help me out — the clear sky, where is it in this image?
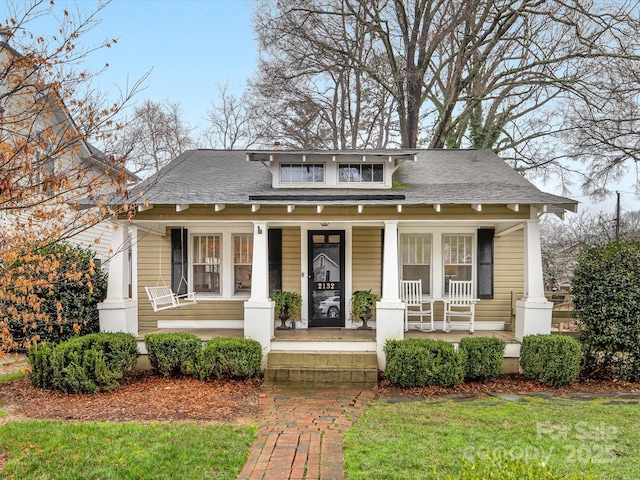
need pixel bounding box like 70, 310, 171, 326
25, 0, 257, 132
11, 0, 640, 215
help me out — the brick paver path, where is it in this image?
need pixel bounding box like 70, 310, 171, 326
238, 385, 375, 480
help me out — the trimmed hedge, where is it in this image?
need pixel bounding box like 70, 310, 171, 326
459, 337, 505, 382
187, 337, 262, 381
384, 338, 465, 388
520, 334, 581, 387
145, 332, 201, 377
27, 332, 137, 393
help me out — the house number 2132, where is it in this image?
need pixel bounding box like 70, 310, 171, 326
316, 282, 336, 290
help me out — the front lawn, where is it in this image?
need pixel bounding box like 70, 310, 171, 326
0, 420, 257, 479
344, 397, 640, 479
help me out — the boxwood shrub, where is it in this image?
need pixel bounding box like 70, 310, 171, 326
145, 332, 201, 377
27, 332, 137, 393
384, 338, 465, 388
520, 334, 581, 387
187, 337, 262, 381
459, 337, 506, 382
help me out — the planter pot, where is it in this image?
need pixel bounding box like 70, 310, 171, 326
357, 308, 373, 330
276, 309, 291, 330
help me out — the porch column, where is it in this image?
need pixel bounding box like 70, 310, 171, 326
515, 219, 553, 340
376, 221, 405, 369
98, 222, 138, 335
244, 221, 274, 363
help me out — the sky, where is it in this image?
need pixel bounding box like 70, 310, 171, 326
24, 0, 257, 131
10, 0, 640, 216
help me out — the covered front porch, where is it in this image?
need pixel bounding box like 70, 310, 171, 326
100, 213, 553, 371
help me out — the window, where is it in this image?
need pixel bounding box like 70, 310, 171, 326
193, 235, 221, 294
280, 163, 324, 183
234, 234, 253, 294
443, 234, 473, 294
338, 163, 383, 183
401, 234, 432, 295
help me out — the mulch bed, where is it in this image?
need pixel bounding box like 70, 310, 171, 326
1, 370, 639, 424
377, 373, 640, 399
0, 370, 261, 424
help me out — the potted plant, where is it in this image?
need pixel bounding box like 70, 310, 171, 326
350, 290, 381, 329
270, 289, 302, 329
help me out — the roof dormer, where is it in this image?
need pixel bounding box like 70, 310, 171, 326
246, 149, 418, 189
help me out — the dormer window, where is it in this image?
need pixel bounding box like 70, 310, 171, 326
338, 163, 383, 183
246, 150, 417, 189
280, 163, 324, 183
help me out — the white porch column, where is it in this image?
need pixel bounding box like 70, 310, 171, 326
515, 219, 553, 340
244, 221, 274, 364
98, 222, 138, 335
376, 220, 405, 369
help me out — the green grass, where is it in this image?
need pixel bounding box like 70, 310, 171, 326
0, 420, 257, 479
0, 371, 26, 383
344, 398, 640, 479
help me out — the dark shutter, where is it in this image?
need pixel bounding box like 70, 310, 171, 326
268, 229, 282, 293
171, 228, 188, 295
477, 228, 494, 299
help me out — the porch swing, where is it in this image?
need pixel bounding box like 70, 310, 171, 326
145, 227, 197, 312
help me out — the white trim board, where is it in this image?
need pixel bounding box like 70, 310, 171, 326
270, 341, 377, 352
157, 320, 244, 329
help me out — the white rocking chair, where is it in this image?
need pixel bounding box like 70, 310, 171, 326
443, 280, 478, 333
400, 280, 435, 332
145, 285, 197, 312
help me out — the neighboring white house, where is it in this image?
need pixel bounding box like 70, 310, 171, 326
0, 31, 138, 263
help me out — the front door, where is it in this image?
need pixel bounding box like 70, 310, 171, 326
308, 231, 345, 327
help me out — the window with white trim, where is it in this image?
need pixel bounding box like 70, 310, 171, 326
233, 234, 253, 294
443, 234, 473, 294
338, 163, 383, 183
401, 234, 432, 295
280, 163, 324, 183
193, 235, 221, 294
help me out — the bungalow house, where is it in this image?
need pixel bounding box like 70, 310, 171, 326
99, 149, 577, 376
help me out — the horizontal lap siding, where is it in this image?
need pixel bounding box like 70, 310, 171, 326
281, 227, 301, 293
67, 221, 112, 259
352, 227, 382, 322
137, 232, 243, 331
476, 229, 524, 325
352, 227, 382, 295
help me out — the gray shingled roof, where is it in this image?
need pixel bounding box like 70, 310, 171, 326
127, 149, 576, 209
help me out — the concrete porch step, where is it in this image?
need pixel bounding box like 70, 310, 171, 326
264, 350, 378, 387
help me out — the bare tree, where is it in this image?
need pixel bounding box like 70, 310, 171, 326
202, 83, 259, 149
540, 209, 640, 289
251, 0, 398, 149
0, 0, 142, 352
109, 99, 194, 177
252, 0, 640, 179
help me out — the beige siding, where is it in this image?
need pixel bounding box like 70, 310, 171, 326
352, 227, 382, 295
137, 232, 243, 332
281, 227, 301, 293
475, 229, 524, 325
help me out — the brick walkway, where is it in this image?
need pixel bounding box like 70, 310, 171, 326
238, 385, 376, 480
